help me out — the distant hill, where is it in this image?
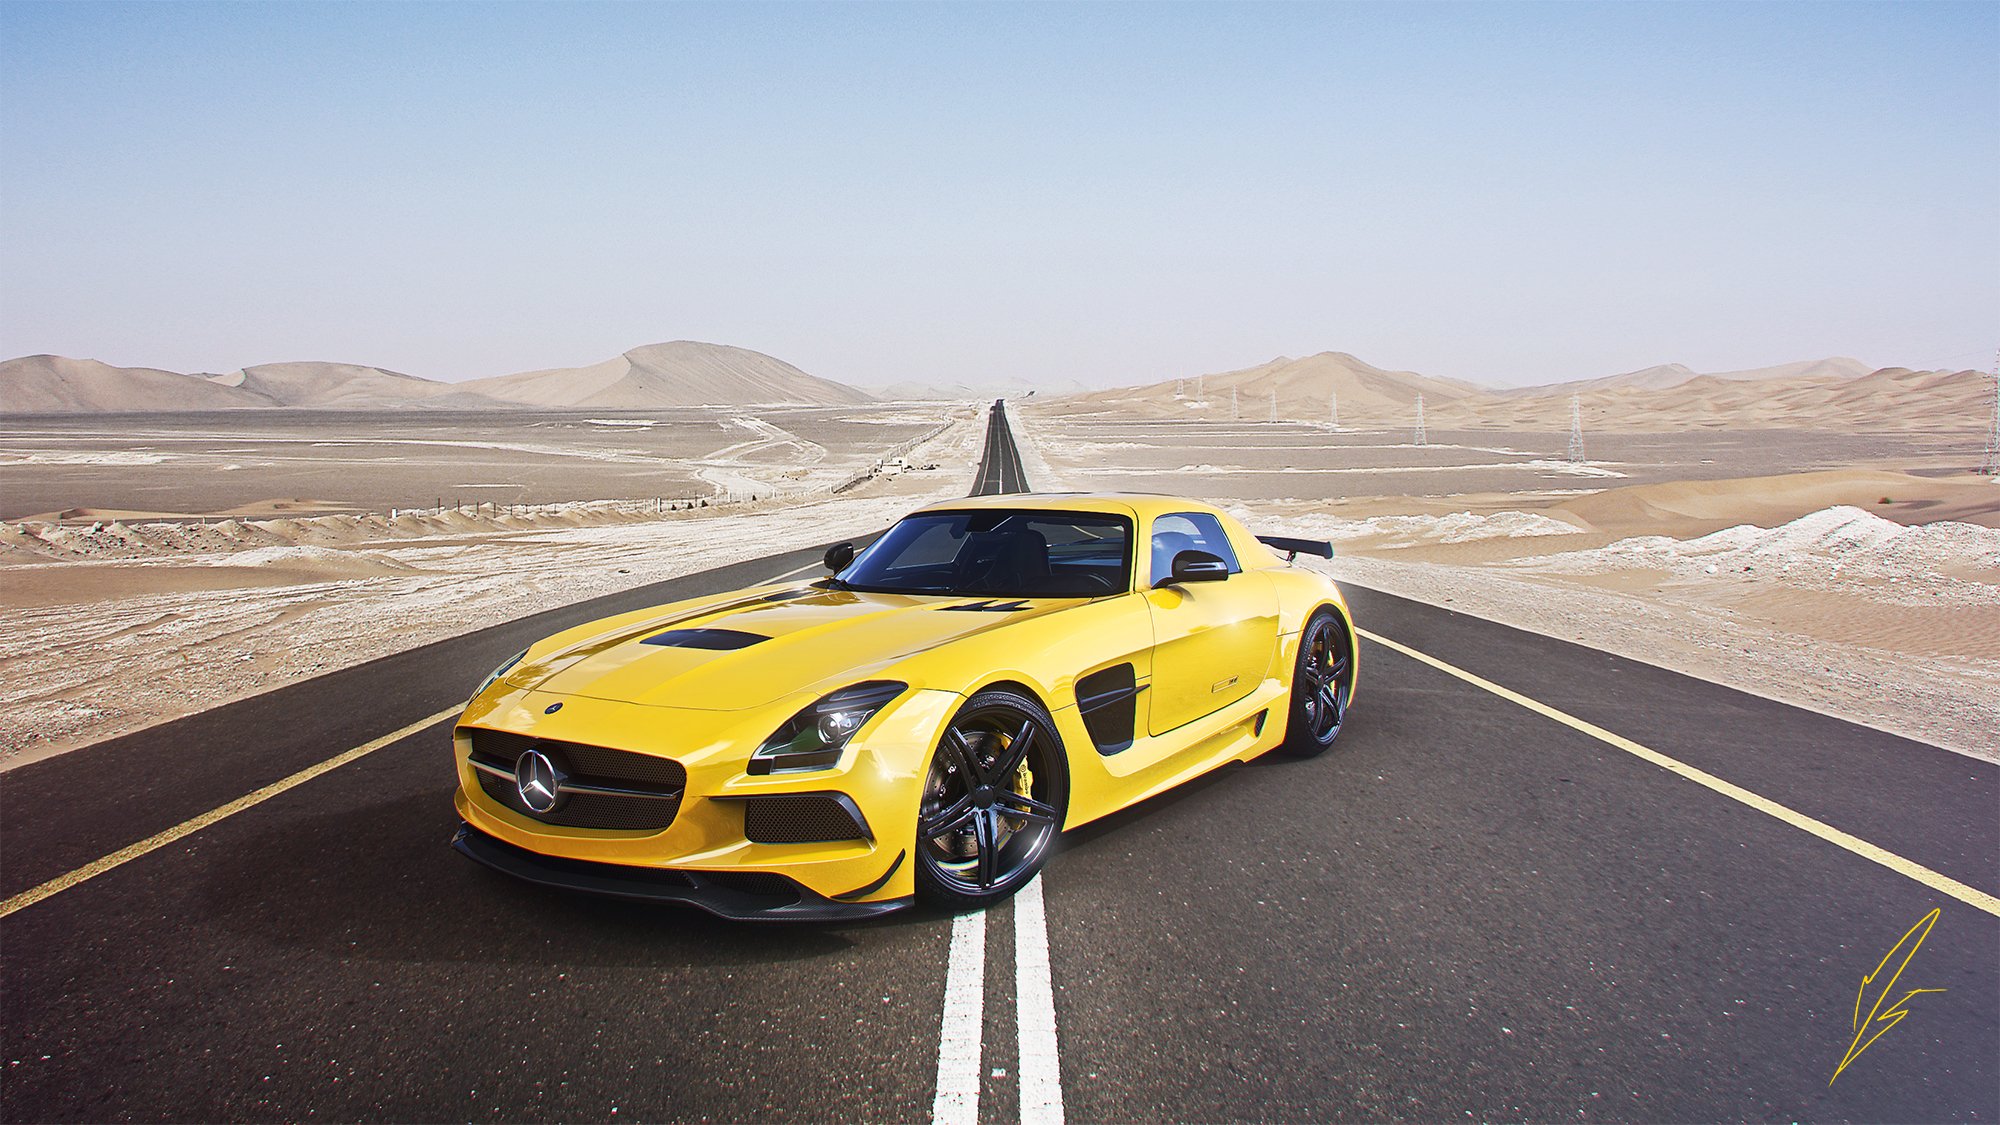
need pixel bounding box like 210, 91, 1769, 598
0, 355, 271, 413
1498, 356, 1874, 397
0, 341, 869, 413
867, 374, 1093, 401
211, 362, 515, 409
458, 341, 870, 408
1061, 351, 1484, 421
1038, 351, 1986, 433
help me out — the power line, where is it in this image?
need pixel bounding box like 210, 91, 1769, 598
1982, 349, 1999, 478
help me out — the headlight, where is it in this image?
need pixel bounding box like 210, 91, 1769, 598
749, 681, 907, 775
474, 649, 528, 698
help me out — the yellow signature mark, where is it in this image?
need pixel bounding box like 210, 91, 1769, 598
1830, 907, 1947, 1085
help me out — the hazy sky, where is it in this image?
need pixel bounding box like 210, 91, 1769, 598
2, 2, 1994, 389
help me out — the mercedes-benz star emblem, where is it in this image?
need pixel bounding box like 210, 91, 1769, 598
514, 748, 566, 814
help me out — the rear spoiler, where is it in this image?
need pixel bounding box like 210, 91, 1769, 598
1256, 534, 1333, 561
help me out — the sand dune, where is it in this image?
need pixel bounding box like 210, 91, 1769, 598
1048, 349, 1992, 433
1063, 351, 1483, 421
459, 341, 870, 408
1, 355, 270, 413
216, 362, 515, 409
1, 340, 871, 413
1497, 356, 1873, 396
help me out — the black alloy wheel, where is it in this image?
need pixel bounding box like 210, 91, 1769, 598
915, 688, 1069, 909
1281, 608, 1354, 756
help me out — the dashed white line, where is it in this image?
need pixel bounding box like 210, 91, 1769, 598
932, 908, 989, 1125
1015, 877, 1065, 1125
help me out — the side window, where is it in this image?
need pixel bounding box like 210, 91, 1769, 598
1150, 512, 1241, 585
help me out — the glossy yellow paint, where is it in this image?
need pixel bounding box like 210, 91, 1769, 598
452, 493, 1357, 907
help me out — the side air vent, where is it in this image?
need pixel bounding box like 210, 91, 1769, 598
642, 628, 768, 650
1076, 663, 1145, 756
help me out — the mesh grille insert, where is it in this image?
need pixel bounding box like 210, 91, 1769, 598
466, 728, 686, 832
743, 794, 870, 844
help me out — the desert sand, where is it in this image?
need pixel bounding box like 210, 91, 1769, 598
5, 341, 1995, 771
0, 407, 983, 770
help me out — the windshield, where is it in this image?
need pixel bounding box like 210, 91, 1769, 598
837, 510, 1132, 598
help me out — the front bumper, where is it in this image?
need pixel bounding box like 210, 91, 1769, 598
453, 822, 911, 922
451, 683, 959, 914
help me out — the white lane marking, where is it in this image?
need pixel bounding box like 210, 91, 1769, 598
1015, 876, 1065, 1125
932, 908, 988, 1125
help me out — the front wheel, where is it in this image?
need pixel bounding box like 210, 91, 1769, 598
915, 689, 1069, 910
1280, 608, 1354, 757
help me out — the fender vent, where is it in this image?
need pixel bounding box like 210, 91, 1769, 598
1076, 663, 1144, 756
642, 628, 768, 650
939, 600, 1032, 612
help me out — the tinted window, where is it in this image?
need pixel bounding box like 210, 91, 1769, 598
1150, 511, 1240, 585
841, 510, 1132, 598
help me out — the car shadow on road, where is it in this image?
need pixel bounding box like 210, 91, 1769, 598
196, 787, 951, 967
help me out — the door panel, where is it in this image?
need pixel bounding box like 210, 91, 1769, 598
1144, 572, 1278, 736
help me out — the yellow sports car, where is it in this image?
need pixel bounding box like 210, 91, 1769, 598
451, 493, 1357, 919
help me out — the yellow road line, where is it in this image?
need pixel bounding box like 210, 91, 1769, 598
758, 559, 824, 585
1357, 628, 2000, 919
0, 705, 462, 921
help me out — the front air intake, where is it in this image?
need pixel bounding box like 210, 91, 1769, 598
742, 793, 872, 844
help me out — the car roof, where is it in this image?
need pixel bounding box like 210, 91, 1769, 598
911, 492, 1227, 522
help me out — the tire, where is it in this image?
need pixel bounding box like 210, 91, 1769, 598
914, 688, 1070, 910
1280, 608, 1354, 757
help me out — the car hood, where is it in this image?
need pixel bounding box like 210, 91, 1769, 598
505, 586, 1080, 711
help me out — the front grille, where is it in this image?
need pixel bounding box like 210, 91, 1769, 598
743, 794, 870, 844
467, 728, 686, 832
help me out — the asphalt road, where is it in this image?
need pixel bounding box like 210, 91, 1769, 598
972, 401, 1029, 495
3, 402, 1995, 1122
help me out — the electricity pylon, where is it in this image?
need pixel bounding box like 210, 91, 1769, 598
1567, 393, 1585, 463
1197, 373, 1205, 403
1269, 389, 1278, 423
1329, 390, 1339, 430
1413, 394, 1427, 447
1982, 350, 2000, 478
1230, 386, 1238, 420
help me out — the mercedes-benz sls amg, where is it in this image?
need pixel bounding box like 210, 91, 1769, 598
451, 493, 1358, 920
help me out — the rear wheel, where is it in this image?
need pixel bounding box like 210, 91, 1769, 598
1281, 608, 1353, 757
915, 689, 1068, 910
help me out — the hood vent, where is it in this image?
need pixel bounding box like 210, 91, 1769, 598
641, 628, 769, 650
939, 599, 1031, 613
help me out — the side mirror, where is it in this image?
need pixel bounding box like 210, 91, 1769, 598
823, 542, 855, 573
1160, 549, 1229, 586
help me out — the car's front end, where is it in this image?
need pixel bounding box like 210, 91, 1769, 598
452, 676, 953, 919
447, 578, 1084, 920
